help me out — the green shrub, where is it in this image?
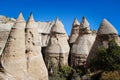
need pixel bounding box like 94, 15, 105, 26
49, 65, 82, 80
76, 68, 83, 76
100, 71, 120, 80
70, 70, 81, 80
59, 65, 73, 78
91, 39, 120, 71
49, 65, 73, 80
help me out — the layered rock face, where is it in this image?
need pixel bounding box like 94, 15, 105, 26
45, 18, 70, 68
70, 17, 96, 67
86, 19, 119, 66
0, 13, 27, 79
25, 13, 48, 80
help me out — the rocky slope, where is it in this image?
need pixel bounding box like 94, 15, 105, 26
0, 15, 15, 54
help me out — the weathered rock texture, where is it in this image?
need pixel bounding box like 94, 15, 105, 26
0, 16, 15, 54
71, 17, 96, 67
25, 13, 48, 80
0, 13, 27, 79
45, 18, 70, 68
38, 21, 55, 47
0, 16, 54, 55
69, 18, 80, 44
86, 19, 119, 66
68, 18, 80, 65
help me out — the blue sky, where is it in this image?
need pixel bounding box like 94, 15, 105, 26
0, 0, 120, 35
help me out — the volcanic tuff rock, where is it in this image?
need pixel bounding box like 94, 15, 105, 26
0, 16, 54, 55
70, 17, 96, 67
86, 19, 119, 66
38, 21, 55, 47
25, 13, 48, 80
0, 13, 27, 79
45, 18, 70, 68
0, 13, 49, 80
0, 16, 15, 54
69, 18, 80, 44
1, 13, 120, 80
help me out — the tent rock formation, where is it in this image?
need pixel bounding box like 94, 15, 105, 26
70, 17, 96, 67
86, 19, 119, 66
0, 13, 48, 80
45, 18, 70, 68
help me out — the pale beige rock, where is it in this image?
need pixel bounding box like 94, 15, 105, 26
38, 21, 55, 47
45, 18, 70, 68
86, 19, 119, 66
97, 19, 118, 35
25, 13, 48, 80
0, 17, 15, 55
79, 17, 91, 34
70, 17, 96, 67
69, 18, 80, 44
71, 34, 96, 66
0, 13, 27, 79
0, 31, 10, 54
72, 18, 80, 26
51, 18, 66, 33
80, 16, 90, 30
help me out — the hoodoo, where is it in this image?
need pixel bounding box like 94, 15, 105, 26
87, 19, 119, 66
71, 17, 96, 67
25, 13, 48, 80
69, 18, 80, 45
45, 18, 70, 68
0, 13, 27, 79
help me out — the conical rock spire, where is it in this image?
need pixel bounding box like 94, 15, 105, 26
0, 12, 27, 79
51, 18, 66, 33
16, 12, 25, 23
80, 16, 90, 29
26, 13, 37, 28
97, 19, 118, 35
14, 12, 26, 29
45, 18, 70, 68
25, 13, 48, 80
86, 19, 118, 66
69, 18, 80, 44
72, 18, 80, 26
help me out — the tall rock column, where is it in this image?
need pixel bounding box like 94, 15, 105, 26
0, 13, 27, 79
45, 18, 70, 68
25, 13, 48, 80
69, 18, 80, 45
86, 19, 119, 66
71, 17, 96, 67
69, 18, 80, 65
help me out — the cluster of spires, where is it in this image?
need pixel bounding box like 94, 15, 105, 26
0, 12, 48, 80
0, 12, 119, 80
69, 16, 118, 67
